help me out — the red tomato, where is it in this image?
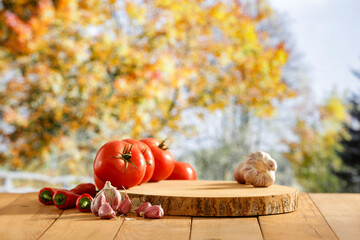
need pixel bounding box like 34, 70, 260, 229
123, 139, 155, 184
94, 173, 105, 190
167, 162, 197, 180
140, 138, 175, 182
93, 140, 146, 189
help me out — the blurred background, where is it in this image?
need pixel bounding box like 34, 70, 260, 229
0, 0, 359, 193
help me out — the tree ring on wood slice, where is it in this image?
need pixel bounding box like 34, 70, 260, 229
119, 180, 298, 217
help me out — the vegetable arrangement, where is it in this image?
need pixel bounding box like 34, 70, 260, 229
38, 142, 280, 220
38, 181, 163, 219
38, 137, 196, 220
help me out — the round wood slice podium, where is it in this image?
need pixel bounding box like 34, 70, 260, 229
119, 180, 298, 217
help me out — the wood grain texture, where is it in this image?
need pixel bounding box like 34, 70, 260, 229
115, 214, 191, 240
39, 208, 123, 240
191, 217, 263, 240
0, 193, 20, 210
259, 193, 337, 240
0, 192, 63, 240
119, 180, 298, 216
310, 193, 360, 240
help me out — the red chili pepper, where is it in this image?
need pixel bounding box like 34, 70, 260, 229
38, 187, 59, 205
70, 183, 97, 197
39, 183, 96, 206
53, 190, 80, 209
76, 193, 93, 212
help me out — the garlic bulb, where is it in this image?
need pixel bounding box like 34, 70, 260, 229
234, 151, 277, 187
91, 181, 122, 217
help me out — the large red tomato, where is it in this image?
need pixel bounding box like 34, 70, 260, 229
123, 139, 155, 184
93, 140, 146, 189
167, 162, 197, 180
140, 138, 175, 182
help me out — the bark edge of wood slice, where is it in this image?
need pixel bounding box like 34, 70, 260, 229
119, 180, 298, 217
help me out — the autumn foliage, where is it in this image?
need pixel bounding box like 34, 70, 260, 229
0, 0, 294, 175
283, 95, 348, 192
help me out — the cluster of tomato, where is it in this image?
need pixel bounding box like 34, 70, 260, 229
93, 138, 197, 189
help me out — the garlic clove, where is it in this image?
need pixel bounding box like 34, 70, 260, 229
144, 205, 164, 219
111, 190, 122, 211
119, 192, 132, 215
136, 202, 152, 216
244, 170, 275, 187
233, 163, 246, 184
98, 202, 117, 219
251, 171, 276, 187
91, 192, 106, 216
90, 196, 96, 215
267, 157, 277, 172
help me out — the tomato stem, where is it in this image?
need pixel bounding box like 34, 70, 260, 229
158, 138, 172, 151
80, 198, 90, 208
54, 193, 67, 206
112, 143, 140, 174
39, 190, 53, 204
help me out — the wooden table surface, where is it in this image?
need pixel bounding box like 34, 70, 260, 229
0, 192, 359, 240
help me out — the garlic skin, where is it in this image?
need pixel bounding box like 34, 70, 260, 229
144, 205, 164, 219
235, 151, 277, 187
136, 202, 152, 216
119, 192, 132, 215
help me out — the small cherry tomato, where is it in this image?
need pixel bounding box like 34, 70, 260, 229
167, 162, 197, 180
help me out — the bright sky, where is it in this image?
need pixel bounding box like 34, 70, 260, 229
269, 0, 360, 101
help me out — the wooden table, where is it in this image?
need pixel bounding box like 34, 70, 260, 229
0, 192, 359, 240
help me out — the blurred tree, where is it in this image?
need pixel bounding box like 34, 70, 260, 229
283, 93, 347, 192
186, 103, 251, 180
0, 0, 295, 175
186, 2, 300, 182
336, 69, 360, 192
